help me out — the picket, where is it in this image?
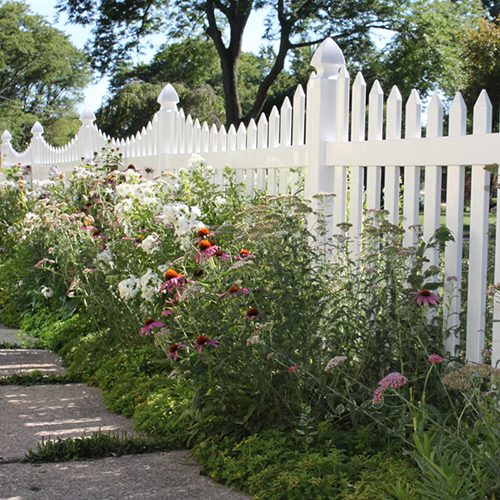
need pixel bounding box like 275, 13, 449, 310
3, 37, 500, 366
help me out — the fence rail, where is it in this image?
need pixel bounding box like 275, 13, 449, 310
2, 38, 500, 367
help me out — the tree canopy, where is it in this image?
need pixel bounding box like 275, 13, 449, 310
57, 0, 407, 126
0, 1, 92, 149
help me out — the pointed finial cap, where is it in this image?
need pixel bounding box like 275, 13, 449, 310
80, 107, 96, 124
2, 130, 12, 142
311, 38, 346, 78
31, 121, 44, 135
158, 83, 179, 110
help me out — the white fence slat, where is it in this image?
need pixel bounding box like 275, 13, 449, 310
210, 124, 218, 152
423, 92, 444, 270
218, 125, 227, 152
269, 106, 280, 148
247, 119, 257, 150
193, 119, 201, 152
258, 114, 269, 149
403, 89, 422, 248
366, 80, 383, 211
384, 86, 403, 225
293, 84, 306, 146
185, 115, 193, 154
201, 122, 210, 153
280, 97, 293, 146
349, 71, 366, 256
466, 90, 493, 363
237, 123, 247, 151
177, 109, 185, 154
336, 66, 350, 143
444, 92, 467, 356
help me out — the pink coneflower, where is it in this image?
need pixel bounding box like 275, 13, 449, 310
235, 249, 255, 260
162, 307, 176, 317
140, 318, 165, 336
194, 335, 220, 354
428, 354, 444, 364
245, 307, 260, 321
167, 343, 186, 361
214, 250, 230, 262
219, 286, 251, 298
372, 372, 408, 405
410, 289, 440, 307
287, 365, 299, 373
195, 240, 219, 263
197, 227, 212, 239
160, 269, 185, 294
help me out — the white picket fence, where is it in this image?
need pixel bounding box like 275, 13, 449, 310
2, 38, 500, 366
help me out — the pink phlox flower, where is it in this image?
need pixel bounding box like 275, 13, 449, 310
324, 356, 348, 371
140, 318, 165, 336
219, 286, 251, 298
428, 354, 444, 364
167, 343, 186, 361
194, 335, 220, 354
372, 372, 408, 405
287, 365, 299, 373
410, 289, 440, 307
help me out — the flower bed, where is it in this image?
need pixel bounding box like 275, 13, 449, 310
1, 152, 500, 498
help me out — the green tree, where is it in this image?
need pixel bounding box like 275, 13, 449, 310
0, 1, 91, 148
459, 15, 500, 127
57, 0, 403, 126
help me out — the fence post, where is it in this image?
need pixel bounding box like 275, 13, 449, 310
79, 107, 96, 163
1, 130, 12, 170
157, 83, 179, 175
305, 38, 345, 241
30, 121, 44, 180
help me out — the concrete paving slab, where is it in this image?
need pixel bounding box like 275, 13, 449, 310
0, 324, 37, 347
0, 384, 134, 462
0, 350, 66, 378
0, 451, 252, 500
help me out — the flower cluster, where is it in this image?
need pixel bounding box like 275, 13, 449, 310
372, 372, 408, 405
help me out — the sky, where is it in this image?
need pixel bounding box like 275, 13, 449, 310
25, 0, 269, 112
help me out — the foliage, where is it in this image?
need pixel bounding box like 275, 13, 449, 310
459, 15, 500, 128
24, 430, 174, 463
0, 0, 91, 149
2, 151, 500, 497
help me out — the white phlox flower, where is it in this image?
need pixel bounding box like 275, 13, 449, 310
118, 276, 140, 301
140, 269, 163, 303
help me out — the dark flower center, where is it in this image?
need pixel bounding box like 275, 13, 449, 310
229, 286, 239, 293
196, 335, 208, 345
421, 289, 431, 296
169, 344, 179, 353
239, 249, 250, 257
165, 269, 181, 280
199, 240, 212, 250
247, 307, 259, 317
197, 228, 210, 238
144, 318, 155, 326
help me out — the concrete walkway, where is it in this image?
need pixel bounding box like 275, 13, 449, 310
0, 324, 251, 500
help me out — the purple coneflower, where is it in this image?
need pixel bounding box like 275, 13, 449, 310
410, 289, 440, 307
194, 335, 219, 354
235, 249, 254, 260
140, 318, 165, 336
160, 269, 185, 294
195, 240, 219, 263
214, 250, 230, 262
245, 307, 260, 321
219, 286, 251, 298
287, 365, 299, 373
167, 343, 186, 361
